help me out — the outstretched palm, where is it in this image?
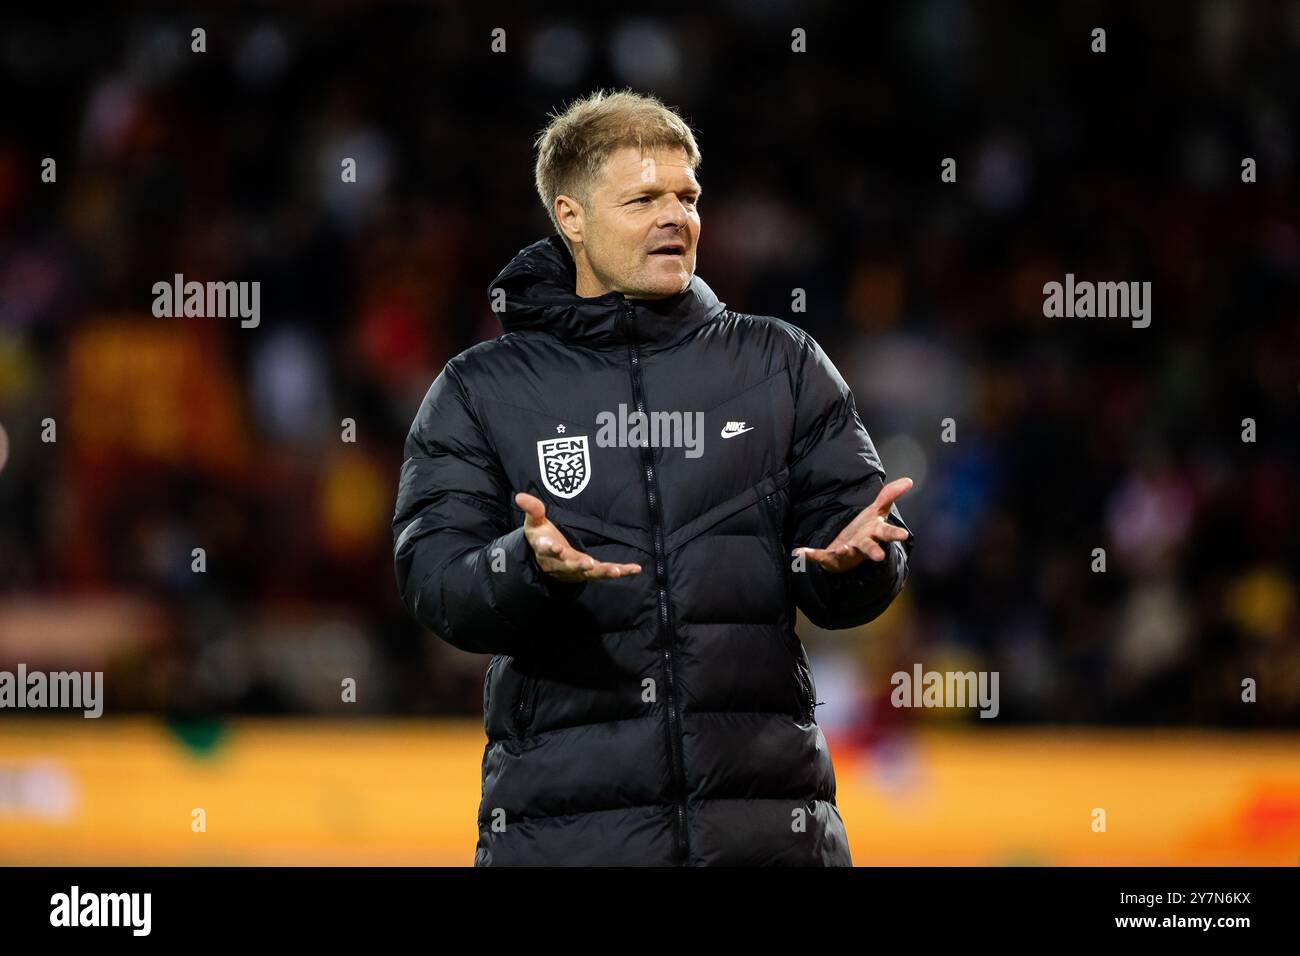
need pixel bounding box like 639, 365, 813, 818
796, 477, 913, 573
515, 492, 643, 583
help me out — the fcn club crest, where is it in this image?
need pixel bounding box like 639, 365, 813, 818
537, 435, 591, 499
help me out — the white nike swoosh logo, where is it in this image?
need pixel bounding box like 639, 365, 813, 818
721, 426, 754, 438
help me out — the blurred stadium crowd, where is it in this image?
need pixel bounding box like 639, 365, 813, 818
0, 3, 1295, 729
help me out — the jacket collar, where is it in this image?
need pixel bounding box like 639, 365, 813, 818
489, 234, 727, 350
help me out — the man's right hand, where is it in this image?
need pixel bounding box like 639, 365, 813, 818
515, 492, 642, 583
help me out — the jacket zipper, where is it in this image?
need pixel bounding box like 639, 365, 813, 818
623, 298, 690, 866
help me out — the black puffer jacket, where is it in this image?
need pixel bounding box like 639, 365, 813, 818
393, 234, 914, 866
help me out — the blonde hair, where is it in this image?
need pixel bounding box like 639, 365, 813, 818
533, 88, 702, 247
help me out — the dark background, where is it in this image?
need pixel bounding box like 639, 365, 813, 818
0, 1, 1296, 731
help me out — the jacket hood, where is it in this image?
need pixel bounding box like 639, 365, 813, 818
488, 234, 727, 350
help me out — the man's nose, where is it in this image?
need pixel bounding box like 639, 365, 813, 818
659, 196, 690, 225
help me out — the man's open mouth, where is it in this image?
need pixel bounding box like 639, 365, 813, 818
649, 243, 686, 256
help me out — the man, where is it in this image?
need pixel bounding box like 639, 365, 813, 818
393, 89, 915, 866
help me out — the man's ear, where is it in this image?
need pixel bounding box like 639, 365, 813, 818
555, 194, 585, 246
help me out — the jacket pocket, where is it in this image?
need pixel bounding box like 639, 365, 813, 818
762, 486, 800, 613
761, 490, 788, 573
783, 631, 816, 724
761, 487, 816, 721
483, 655, 499, 734
512, 671, 538, 738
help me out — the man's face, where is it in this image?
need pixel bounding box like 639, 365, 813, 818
560, 146, 702, 299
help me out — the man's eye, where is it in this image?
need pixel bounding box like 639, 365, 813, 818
633, 196, 651, 204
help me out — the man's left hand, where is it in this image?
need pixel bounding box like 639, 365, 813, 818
795, 477, 913, 573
